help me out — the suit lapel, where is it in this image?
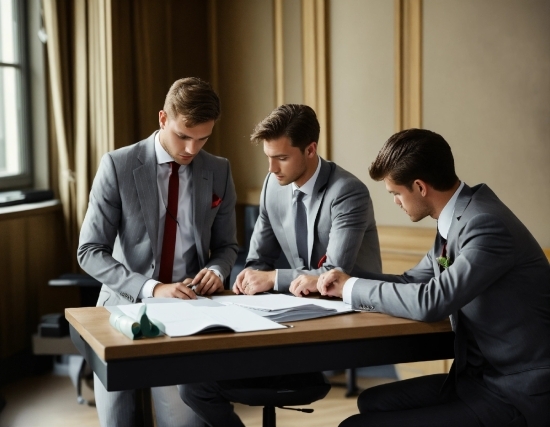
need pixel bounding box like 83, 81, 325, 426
134, 134, 160, 260
308, 159, 332, 263
310, 159, 331, 213
446, 183, 473, 262
191, 151, 211, 266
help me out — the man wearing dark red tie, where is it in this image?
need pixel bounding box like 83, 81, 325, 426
78, 77, 238, 427
318, 129, 550, 427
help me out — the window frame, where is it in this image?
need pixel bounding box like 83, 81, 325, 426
0, 0, 32, 190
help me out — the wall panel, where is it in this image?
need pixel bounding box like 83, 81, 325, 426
423, 0, 550, 246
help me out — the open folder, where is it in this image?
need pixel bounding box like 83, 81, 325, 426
106, 300, 286, 338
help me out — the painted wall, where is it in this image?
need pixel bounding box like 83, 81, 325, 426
423, 0, 550, 246
329, 0, 397, 225
329, 0, 550, 246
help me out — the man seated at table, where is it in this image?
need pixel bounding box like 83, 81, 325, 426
318, 128, 550, 427
234, 103, 381, 297
178, 104, 382, 427
78, 77, 238, 427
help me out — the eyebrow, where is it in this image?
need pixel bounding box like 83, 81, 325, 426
177, 132, 211, 140
264, 153, 289, 158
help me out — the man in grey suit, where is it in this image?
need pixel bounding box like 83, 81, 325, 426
78, 77, 238, 427
179, 104, 381, 427
318, 128, 550, 427
233, 103, 381, 297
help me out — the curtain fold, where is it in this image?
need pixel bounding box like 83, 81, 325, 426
43, 0, 114, 270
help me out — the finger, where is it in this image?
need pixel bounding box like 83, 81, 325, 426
290, 279, 303, 297
197, 274, 216, 295
296, 281, 311, 297
191, 268, 208, 285
193, 272, 209, 294
289, 279, 298, 295
232, 282, 241, 294
233, 270, 248, 294
181, 278, 193, 286
235, 268, 248, 285
204, 277, 223, 295
177, 285, 197, 300
317, 274, 328, 295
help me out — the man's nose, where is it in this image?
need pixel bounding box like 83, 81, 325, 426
268, 159, 277, 173
186, 139, 201, 154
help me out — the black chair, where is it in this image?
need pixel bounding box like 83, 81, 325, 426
229, 372, 331, 427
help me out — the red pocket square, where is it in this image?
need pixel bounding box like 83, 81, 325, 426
318, 254, 327, 268
211, 194, 222, 208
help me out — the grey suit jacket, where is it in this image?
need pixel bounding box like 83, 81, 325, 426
78, 132, 238, 307
351, 183, 550, 427
246, 158, 382, 292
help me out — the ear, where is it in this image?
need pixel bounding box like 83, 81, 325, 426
306, 141, 318, 158
414, 179, 429, 197
159, 110, 167, 129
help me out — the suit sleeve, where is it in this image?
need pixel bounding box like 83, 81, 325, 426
245, 174, 284, 271
276, 179, 375, 292
77, 154, 150, 301
351, 213, 515, 321
205, 159, 239, 281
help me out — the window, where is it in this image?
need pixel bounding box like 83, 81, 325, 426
0, 0, 31, 189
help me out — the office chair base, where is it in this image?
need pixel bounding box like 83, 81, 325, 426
263, 406, 276, 427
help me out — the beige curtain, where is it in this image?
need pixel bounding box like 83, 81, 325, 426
302, 0, 329, 159
43, 0, 114, 270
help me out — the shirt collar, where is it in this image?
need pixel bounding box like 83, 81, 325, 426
292, 156, 322, 197
438, 181, 464, 239
155, 131, 176, 164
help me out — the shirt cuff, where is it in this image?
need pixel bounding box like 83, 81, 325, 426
273, 269, 279, 291
342, 277, 359, 304
139, 279, 160, 299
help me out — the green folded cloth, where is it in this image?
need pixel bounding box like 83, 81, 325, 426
109, 305, 165, 340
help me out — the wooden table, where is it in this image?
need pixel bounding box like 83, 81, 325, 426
66, 306, 454, 392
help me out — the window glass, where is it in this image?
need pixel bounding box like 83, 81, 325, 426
0, 0, 30, 188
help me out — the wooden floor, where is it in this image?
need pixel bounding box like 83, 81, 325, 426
0, 371, 395, 427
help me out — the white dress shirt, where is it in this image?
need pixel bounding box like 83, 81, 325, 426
139, 132, 222, 298
273, 156, 322, 291
342, 181, 465, 304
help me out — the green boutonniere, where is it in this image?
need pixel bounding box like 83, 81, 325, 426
437, 256, 452, 269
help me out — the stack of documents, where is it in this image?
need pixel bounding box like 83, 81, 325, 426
211, 293, 353, 322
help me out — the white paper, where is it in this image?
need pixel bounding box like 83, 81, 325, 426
210, 293, 353, 322
107, 302, 286, 337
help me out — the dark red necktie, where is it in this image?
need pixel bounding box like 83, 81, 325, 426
159, 161, 180, 283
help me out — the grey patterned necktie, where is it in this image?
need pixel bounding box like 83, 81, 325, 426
295, 190, 308, 268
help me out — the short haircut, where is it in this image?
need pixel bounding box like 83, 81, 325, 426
369, 128, 459, 191
250, 104, 320, 151
163, 77, 221, 126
